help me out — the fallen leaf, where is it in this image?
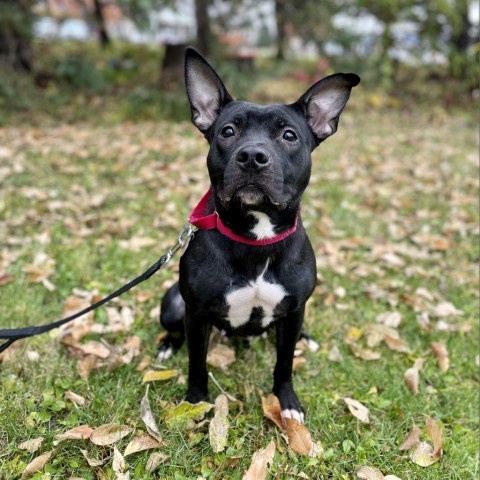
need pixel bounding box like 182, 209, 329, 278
142, 369, 178, 383
163, 401, 213, 429
285, 418, 321, 457
350, 344, 382, 361
65, 390, 86, 406
145, 452, 169, 473
242, 440, 275, 480
430, 341, 449, 372
18, 437, 43, 453
55, 425, 93, 441
293, 356, 307, 370
384, 334, 411, 353
356, 466, 385, 479
404, 359, 424, 395
124, 434, 161, 456
426, 416, 443, 461
136, 355, 152, 371
343, 397, 370, 424
77, 340, 111, 359
431, 302, 463, 318
410, 441, 437, 467
22, 451, 53, 478
344, 326, 363, 345
399, 426, 421, 451
90, 423, 132, 446
376, 311, 402, 328
76, 354, 101, 381
207, 343, 236, 369
112, 446, 129, 479
80, 449, 106, 467
209, 394, 229, 453
327, 345, 343, 362
261, 394, 286, 430
140, 390, 163, 443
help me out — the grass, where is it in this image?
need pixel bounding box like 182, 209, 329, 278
0, 56, 478, 479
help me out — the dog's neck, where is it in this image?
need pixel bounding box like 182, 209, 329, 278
189, 189, 299, 245
215, 198, 299, 242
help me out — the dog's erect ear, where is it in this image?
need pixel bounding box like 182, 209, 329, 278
185, 47, 233, 133
295, 73, 360, 144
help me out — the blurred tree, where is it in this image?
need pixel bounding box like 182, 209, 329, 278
416, 0, 478, 81
0, 0, 34, 72
92, 0, 111, 47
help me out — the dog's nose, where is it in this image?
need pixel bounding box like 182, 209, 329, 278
236, 146, 270, 170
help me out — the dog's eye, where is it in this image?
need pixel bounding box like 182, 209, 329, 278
283, 130, 297, 142
221, 126, 235, 138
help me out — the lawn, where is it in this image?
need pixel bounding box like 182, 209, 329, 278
0, 71, 478, 479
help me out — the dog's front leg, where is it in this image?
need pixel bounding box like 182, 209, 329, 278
273, 306, 305, 423
184, 306, 212, 403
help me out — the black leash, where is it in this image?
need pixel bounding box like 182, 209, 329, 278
0, 225, 196, 354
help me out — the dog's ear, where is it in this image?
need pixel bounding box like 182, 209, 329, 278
185, 47, 233, 133
295, 73, 360, 144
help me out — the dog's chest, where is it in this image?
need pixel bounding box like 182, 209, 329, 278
224, 263, 287, 329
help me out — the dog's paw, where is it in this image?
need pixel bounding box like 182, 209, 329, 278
274, 384, 305, 424
282, 408, 305, 424
156, 334, 183, 362
185, 388, 208, 404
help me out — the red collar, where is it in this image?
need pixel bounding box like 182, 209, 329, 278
189, 189, 297, 246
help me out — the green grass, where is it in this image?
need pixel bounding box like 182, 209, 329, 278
0, 79, 478, 479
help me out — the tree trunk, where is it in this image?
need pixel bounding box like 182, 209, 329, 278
93, 0, 110, 48
195, 0, 210, 56
275, 0, 287, 60
0, 0, 33, 72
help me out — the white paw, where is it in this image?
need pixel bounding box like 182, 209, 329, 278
306, 338, 319, 353
157, 347, 172, 362
281, 408, 305, 424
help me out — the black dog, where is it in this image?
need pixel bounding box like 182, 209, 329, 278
158, 48, 359, 423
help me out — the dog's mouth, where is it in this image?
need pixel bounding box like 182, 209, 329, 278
220, 184, 288, 210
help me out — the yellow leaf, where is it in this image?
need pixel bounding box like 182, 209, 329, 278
142, 369, 178, 383
209, 394, 229, 453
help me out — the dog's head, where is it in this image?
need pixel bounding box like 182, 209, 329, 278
185, 48, 359, 220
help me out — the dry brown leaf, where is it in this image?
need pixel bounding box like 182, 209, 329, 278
136, 355, 152, 371
327, 345, 343, 362
430, 342, 449, 373
356, 466, 385, 479
293, 356, 307, 370
21, 450, 53, 478
90, 423, 132, 446
207, 343, 236, 369
350, 344, 382, 361
80, 449, 106, 467
209, 394, 229, 453
285, 418, 321, 457
77, 340, 111, 359
124, 434, 161, 456
65, 390, 86, 407
384, 335, 411, 353
343, 397, 370, 424
376, 311, 402, 328
242, 440, 275, 480
113, 446, 129, 480
404, 366, 420, 395
18, 437, 43, 453
399, 426, 421, 451
76, 354, 100, 381
55, 425, 93, 441
261, 394, 286, 430
426, 416, 443, 460
142, 369, 178, 383
145, 452, 169, 473
140, 390, 163, 443
431, 302, 463, 318
136, 290, 155, 303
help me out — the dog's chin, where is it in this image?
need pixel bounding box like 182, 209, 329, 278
233, 186, 267, 207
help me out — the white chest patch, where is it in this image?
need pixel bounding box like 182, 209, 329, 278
225, 262, 287, 328
249, 211, 276, 240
